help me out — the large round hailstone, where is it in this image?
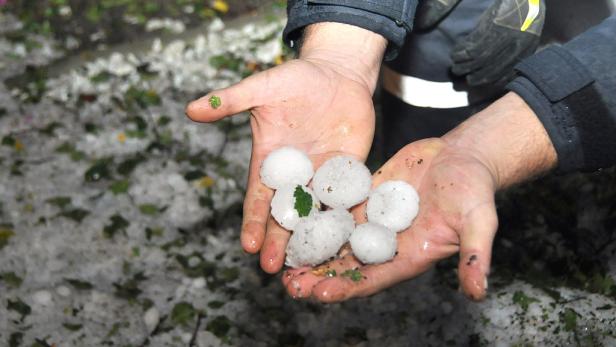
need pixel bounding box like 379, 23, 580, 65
350, 223, 397, 264
312, 156, 372, 209
271, 184, 320, 230
285, 209, 355, 268
366, 180, 420, 232
260, 146, 314, 190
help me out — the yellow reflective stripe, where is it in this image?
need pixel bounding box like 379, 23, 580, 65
521, 0, 541, 32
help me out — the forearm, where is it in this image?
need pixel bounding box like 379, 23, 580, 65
507, 14, 616, 173
299, 22, 387, 94
442, 92, 558, 189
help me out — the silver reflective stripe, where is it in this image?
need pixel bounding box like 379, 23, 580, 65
382, 66, 470, 108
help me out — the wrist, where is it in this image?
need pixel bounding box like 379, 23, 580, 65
442, 92, 558, 189
299, 22, 387, 94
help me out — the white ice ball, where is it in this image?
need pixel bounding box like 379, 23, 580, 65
350, 222, 397, 264
285, 209, 355, 268
271, 184, 320, 230
366, 180, 420, 232
260, 146, 314, 190
312, 156, 372, 209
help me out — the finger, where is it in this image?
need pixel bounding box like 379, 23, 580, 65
260, 217, 291, 274
312, 255, 430, 303
283, 254, 362, 299
457, 201, 498, 301
185, 73, 263, 122
240, 150, 273, 254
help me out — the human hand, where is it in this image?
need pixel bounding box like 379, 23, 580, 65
282, 92, 558, 302
186, 23, 387, 274
451, 0, 546, 86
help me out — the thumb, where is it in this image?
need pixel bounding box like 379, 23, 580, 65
185, 73, 263, 122
457, 200, 498, 301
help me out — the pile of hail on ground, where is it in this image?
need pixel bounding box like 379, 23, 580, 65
260, 146, 419, 267
0, 10, 615, 347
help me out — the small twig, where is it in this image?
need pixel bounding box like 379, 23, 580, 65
188, 312, 205, 347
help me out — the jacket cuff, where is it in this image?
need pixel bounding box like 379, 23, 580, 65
284, 0, 418, 60
507, 46, 616, 173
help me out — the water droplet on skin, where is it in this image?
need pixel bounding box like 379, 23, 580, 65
291, 280, 303, 298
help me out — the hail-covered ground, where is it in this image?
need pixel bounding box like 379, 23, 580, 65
1, 9, 615, 347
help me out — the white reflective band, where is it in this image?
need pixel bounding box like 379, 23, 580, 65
382, 66, 469, 108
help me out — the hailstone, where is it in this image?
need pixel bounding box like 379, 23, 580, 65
270, 184, 320, 230
285, 209, 355, 268
260, 146, 314, 189
366, 180, 420, 232
349, 222, 397, 264
312, 156, 372, 209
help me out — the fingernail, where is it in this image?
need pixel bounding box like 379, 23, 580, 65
484, 277, 488, 291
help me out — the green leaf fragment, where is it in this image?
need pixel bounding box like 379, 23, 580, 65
9, 332, 23, 347
113, 273, 145, 300
293, 185, 313, 217
206, 315, 232, 338
341, 269, 363, 282
63, 323, 83, 331
145, 227, 164, 240
139, 204, 159, 215
59, 209, 90, 223
217, 267, 239, 283
103, 214, 130, 238
117, 154, 145, 176
512, 291, 538, 311
55, 142, 85, 161
209, 95, 222, 109
561, 308, 578, 331
1, 135, 16, 146
65, 278, 94, 290
171, 302, 197, 326
85, 159, 112, 182
1, 272, 23, 288
7, 298, 31, 320
110, 180, 130, 194
0, 229, 15, 249
46, 196, 72, 209
208, 300, 226, 309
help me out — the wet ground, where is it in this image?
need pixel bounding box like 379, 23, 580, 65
0, 2, 615, 346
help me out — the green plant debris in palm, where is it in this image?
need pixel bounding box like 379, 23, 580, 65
209, 95, 222, 109
293, 185, 312, 217
341, 269, 363, 282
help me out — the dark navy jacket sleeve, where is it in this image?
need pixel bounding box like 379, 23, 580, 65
507, 14, 616, 173
284, 0, 419, 59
